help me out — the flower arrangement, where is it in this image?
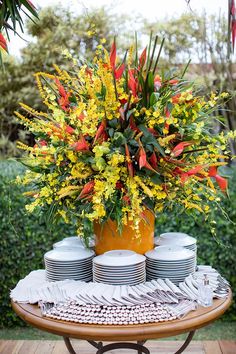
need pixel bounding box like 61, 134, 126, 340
16, 35, 235, 241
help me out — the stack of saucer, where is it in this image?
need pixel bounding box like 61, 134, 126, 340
44, 247, 95, 282
93, 250, 146, 286
145, 246, 195, 285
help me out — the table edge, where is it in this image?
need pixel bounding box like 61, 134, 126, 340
11, 290, 232, 341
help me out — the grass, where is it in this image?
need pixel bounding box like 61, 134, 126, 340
0, 321, 236, 341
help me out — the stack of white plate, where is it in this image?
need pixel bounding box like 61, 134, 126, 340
93, 250, 146, 286
44, 247, 95, 282
145, 246, 195, 284
155, 232, 197, 256
53, 236, 95, 249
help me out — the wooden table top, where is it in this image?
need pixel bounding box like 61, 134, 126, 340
11, 291, 232, 342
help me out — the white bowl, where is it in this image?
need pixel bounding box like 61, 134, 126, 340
155, 232, 196, 247
44, 247, 95, 262
145, 245, 194, 261
93, 250, 146, 267
53, 236, 85, 249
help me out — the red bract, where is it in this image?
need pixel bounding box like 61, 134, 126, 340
172, 93, 181, 104
55, 78, 66, 97
149, 152, 158, 169
72, 135, 90, 151
232, 20, 236, 50
172, 141, 193, 157
125, 144, 134, 177
169, 79, 179, 85
77, 113, 85, 121
38, 140, 47, 147
114, 63, 125, 79
139, 146, 147, 169
138, 143, 157, 173
0, 33, 8, 52
173, 165, 205, 184
65, 125, 75, 134
122, 194, 131, 205
208, 166, 228, 191
231, 0, 236, 16
79, 181, 95, 199
139, 47, 147, 68
110, 41, 116, 69
129, 116, 139, 132
116, 181, 124, 190
154, 75, 162, 89
128, 69, 137, 96
109, 41, 125, 80
94, 120, 107, 144
59, 95, 70, 111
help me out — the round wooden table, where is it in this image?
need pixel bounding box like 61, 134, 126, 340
12, 292, 232, 354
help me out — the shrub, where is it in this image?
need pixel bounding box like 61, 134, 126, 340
0, 160, 235, 327
0, 160, 76, 327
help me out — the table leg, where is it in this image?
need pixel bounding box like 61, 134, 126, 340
63, 337, 77, 354
96, 342, 150, 354
174, 330, 195, 354
138, 340, 147, 354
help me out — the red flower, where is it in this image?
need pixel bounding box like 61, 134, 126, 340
79, 181, 95, 199
149, 152, 158, 169
55, 78, 71, 111
172, 93, 181, 104
94, 120, 107, 144
154, 75, 162, 89
139, 47, 147, 69
72, 134, 90, 151
122, 195, 131, 205
125, 144, 134, 177
208, 166, 228, 191
138, 141, 158, 173
128, 69, 138, 96
65, 125, 75, 134
0, 33, 8, 52
169, 79, 179, 85
110, 41, 125, 80
116, 181, 124, 190
172, 141, 193, 157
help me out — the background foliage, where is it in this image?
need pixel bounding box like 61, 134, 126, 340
0, 7, 236, 158
0, 160, 235, 327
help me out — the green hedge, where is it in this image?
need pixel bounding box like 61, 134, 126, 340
0, 160, 76, 327
0, 160, 235, 327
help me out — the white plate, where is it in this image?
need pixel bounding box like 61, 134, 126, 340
53, 237, 85, 249
93, 262, 145, 269
155, 232, 197, 246
45, 263, 92, 269
46, 274, 92, 281
94, 279, 145, 285
93, 273, 146, 280
146, 246, 194, 261
93, 271, 145, 278
93, 250, 146, 267
44, 248, 95, 262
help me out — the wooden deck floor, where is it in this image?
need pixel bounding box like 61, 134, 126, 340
0, 340, 236, 354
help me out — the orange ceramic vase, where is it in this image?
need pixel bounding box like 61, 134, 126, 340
94, 209, 155, 255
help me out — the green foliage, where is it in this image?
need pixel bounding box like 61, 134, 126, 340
0, 160, 76, 327
0, 160, 236, 327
